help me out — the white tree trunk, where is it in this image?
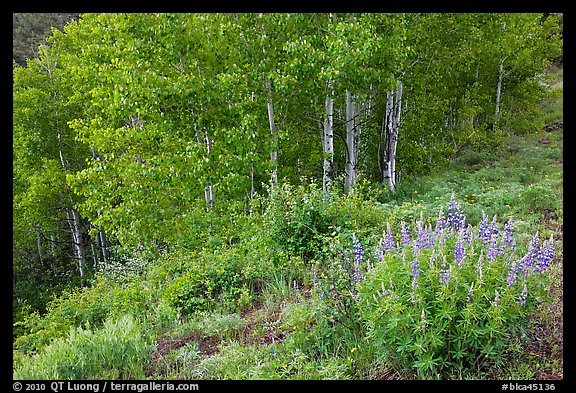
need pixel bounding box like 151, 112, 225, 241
36, 229, 44, 267
66, 207, 85, 277
494, 57, 504, 131
322, 81, 334, 198
265, 78, 278, 190
50, 234, 57, 273
344, 90, 356, 194
97, 226, 109, 264
389, 81, 403, 192
382, 81, 403, 193
196, 123, 215, 211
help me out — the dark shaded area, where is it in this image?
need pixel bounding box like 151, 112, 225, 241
13, 13, 81, 66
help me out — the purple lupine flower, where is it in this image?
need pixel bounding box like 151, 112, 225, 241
502, 217, 515, 253
519, 281, 528, 306
535, 234, 554, 273
475, 251, 484, 281
454, 228, 466, 270
466, 281, 475, 303
415, 213, 427, 251
410, 246, 421, 291
383, 222, 395, 251
374, 245, 384, 263
427, 223, 436, 247
507, 257, 522, 287
487, 236, 499, 263
478, 211, 490, 245
447, 193, 466, 232
400, 221, 411, 245
435, 206, 446, 233
522, 232, 540, 273
352, 236, 364, 264
352, 262, 364, 283
492, 290, 500, 308
439, 255, 450, 285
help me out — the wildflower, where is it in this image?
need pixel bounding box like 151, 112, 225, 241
411, 247, 421, 279
400, 221, 411, 245
486, 216, 501, 262
502, 217, 515, 253
352, 236, 364, 264
420, 308, 427, 327
522, 231, 539, 274
435, 206, 446, 234
475, 251, 484, 282
352, 262, 364, 283
435, 207, 446, 246
447, 193, 466, 232
410, 246, 420, 291
383, 222, 395, 251
454, 228, 466, 270
351, 347, 357, 353
507, 258, 521, 287
374, 246, 384, 263
478, 211, 490, 244
492, 290, 500, 308
415, 213, 427, 251
519, 282, 528, 307
466, 281, 475, 303
439, 254, 449, 284
535, 234, 554, 273
439, 268, 451, 285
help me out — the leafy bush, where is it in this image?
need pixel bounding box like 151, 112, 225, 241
265, 182, 334, 260
95, 245, 155, 284
14, 279, 152, 354
161, 250, 253, 314
13, 314, 153, 379
520, 183, 559, 214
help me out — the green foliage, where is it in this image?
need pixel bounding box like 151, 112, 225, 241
160, 250, 254, 314
266, 182, 334, 260
520, 184, 559, 214
14, 279, 152, 354
13, 314, 153, 380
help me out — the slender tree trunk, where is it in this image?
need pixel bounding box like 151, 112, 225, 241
50, 234, 57, 273
389, 81, 403, 192
195, 123, 215, 211
265, 77, 278, 190
494, 57, 504, 131
98, 226, 109, 264
344, 90, 356, 194
66, 207, 85, 277
382, 81, 403, 193
322, 81, 334, 198
91, 240, 98, 269
36, 228, 44, 267
472, 63, 479, 129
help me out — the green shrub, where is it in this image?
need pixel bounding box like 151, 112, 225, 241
520, 184, 559, 214
14, 279, 152, 354
265, 182, 334, 260
13, 314, 153, 380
